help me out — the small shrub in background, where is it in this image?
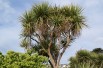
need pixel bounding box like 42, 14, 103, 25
69, 50, 103, 68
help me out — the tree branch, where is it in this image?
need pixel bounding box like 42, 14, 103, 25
47, 41, 56, 68
57, 46, 67, 66
31, 37, 39, 44
57, 36, 71, 65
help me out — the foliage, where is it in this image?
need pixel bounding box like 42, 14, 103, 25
72, 62, 101, 68
92, 48, 103, 53
20, 3, 86, 68
0, 51, 47, 68
69, 50, 103, 68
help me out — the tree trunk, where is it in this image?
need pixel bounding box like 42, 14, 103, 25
48, 56, 59, 68
51, 64, 58, 68
49, 60, 53, 68
48, 48, 56, 68
47, 43, 62, 68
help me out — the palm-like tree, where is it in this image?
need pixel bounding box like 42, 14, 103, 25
20, 3, 86, 68
20, 10, 35, 49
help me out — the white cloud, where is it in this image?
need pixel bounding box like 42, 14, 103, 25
96, 37, 103, 42
0, 0, 18, 25
0, 26, 19, 46
95, 37, 103, 44
0, 25, 24, 53
84, 0, 100, 7
0, 0, 24, 53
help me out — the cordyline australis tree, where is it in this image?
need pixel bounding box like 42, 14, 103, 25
20, 3, 87, 68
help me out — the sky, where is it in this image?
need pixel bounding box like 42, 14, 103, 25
0, 0, 103, 64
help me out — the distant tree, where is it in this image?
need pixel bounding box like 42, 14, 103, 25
0, 51, 47, 68
69, 50, 103, 68
0, 52, 4, 66
20, 3, 86, 68
92, 48, 103, 53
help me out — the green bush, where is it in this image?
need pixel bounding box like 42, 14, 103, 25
0, 51, 48, 68
69, 50, 103, 68
73, 62, 99, 68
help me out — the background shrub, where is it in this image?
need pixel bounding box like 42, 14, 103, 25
69, 50, 103, 68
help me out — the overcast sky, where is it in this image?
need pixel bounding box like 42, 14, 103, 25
0, 0, 103, 64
